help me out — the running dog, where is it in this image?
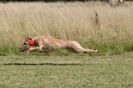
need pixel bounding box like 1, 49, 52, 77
20, 36, 97, 53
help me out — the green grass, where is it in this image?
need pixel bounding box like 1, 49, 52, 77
1, 40, 133, 56
0, 2, 133, 88
0, 52, 133, 88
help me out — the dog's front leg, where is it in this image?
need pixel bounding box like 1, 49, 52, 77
28, 46, 43, 52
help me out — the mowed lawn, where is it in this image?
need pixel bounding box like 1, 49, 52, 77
0, 53, 133, 88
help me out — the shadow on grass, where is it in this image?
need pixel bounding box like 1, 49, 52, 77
3, 62, 85, 66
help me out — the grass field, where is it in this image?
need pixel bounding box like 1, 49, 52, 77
0, 1, 133, 88
0, 1, 133, 55
0, 52, 133, 88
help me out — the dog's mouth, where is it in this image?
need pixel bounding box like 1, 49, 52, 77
19, 45, 29, 52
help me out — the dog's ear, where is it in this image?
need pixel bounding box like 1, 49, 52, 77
25, 37, 32, 41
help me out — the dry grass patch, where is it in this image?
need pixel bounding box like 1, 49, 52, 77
0, 2, 133, 55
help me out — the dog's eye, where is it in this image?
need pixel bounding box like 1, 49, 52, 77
24, 42, 27, 45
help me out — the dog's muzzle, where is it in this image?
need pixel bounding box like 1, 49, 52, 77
19, 45, 29, 52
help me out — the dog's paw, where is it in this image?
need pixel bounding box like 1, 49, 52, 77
93, 49, 98, 53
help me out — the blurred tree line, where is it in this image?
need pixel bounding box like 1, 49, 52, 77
0, 0, 118, 2
0, 0, 131, 2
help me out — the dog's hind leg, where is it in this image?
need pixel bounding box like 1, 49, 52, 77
68, 41, 97, 53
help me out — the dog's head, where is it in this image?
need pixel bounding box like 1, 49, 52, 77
19, 37, 32, 52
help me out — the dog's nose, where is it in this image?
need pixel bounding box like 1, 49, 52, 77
19, 47, 23, 52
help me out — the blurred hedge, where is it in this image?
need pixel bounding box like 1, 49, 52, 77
0, 0, 108, 2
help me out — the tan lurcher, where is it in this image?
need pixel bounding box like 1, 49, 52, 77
20, 36, 97, 53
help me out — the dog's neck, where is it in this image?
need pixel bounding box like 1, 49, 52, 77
27, 39, 37, 46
